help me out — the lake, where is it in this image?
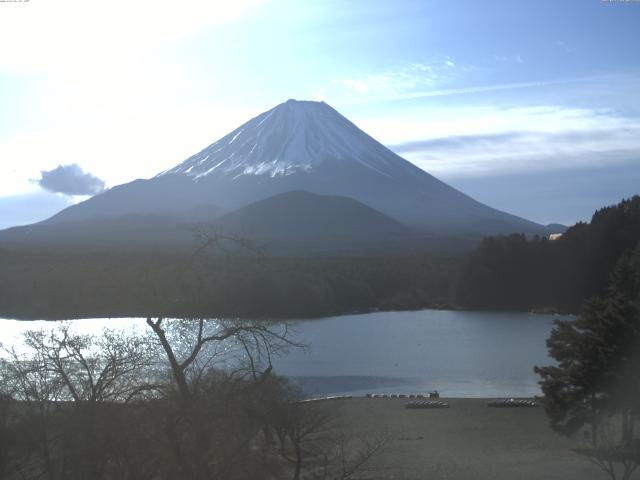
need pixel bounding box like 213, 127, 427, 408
0, 309, 563, 398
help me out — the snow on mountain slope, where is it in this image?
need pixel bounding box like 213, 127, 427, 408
159, 99, 422, 182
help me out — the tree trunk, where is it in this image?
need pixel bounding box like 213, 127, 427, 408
591, 392, 598, 447
146, 318, 191, 402
293, 438, 302, 480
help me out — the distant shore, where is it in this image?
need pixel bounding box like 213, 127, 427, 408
0, 302, 576, 322
333, 397, 600, 480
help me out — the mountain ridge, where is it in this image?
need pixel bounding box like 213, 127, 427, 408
4, 99, 552, 252
0, 190, 463, 255
213, 190, 425, 254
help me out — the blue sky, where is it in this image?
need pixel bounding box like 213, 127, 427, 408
0, 0, 639, 228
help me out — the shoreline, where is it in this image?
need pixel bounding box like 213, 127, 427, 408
304, 395, 542, 401
0, 303, 577, 322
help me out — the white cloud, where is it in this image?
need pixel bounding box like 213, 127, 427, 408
409, 63, 433, 72
493, 53, 525, 64
332, 79, 375, 94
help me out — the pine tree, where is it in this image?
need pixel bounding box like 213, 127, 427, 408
536, 246, 640, 442
535, 245, 640, 479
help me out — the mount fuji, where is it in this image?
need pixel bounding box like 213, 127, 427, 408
1, 100, 549, 252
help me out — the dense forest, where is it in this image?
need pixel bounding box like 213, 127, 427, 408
454, 195, 640, 312
0, 196, 637, 320
0, 251, 455, 320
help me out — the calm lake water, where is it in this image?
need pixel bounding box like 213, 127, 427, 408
0, 310, 563, 397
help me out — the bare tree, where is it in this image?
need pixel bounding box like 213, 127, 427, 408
0, 325, 161, 480
145, 317, 298, 403
13, 325, 159, 404
190, 224, 266, 262
1, 338, 67, 480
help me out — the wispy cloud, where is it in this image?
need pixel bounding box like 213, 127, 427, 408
492, 53, 524, 64
357, 104, 640, 178
322, 60, 461, 102
555, 40, 576, 54
346, 76, 600, 105
389, 78, 589, 100
393, 128, 640, 177
323, 58, 602, 105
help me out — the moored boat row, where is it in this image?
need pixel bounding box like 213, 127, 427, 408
487, 398, 538, 408
405, 400, 450, 409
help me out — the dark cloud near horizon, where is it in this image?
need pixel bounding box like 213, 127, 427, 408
389, 132, 527, 154
38, 164, 105, 196
388, 128, 640, 156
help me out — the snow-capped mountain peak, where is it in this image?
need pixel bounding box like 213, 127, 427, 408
159, 99, 410, 181
37, 99, 547, 237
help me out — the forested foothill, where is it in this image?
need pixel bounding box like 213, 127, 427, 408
0, 196, 638, 320
534, 239, 640, 480
454, 195, 640, 312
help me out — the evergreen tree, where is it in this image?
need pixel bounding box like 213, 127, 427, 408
455, 196, 640, 311
535, 245, 640, 444
535, 245, 640, 479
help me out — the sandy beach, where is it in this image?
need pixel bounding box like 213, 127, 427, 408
333, 397, 606, 480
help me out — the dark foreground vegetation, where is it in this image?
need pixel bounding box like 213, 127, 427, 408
534, 243, 640, 480
0, 319, 386, 480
